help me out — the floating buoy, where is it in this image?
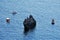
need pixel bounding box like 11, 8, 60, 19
51, 19, 55, 25
6, 18, 10, 23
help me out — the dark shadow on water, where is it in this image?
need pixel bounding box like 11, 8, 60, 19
23, 27, 36, 40
23, 27, 36, 36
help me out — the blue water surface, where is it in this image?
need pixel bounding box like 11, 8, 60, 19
0, 0, 60, 40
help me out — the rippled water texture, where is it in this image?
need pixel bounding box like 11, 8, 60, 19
0, 0, 60, 40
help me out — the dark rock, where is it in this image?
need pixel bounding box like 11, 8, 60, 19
12, 11, 17, 15
23, 15, 36, 33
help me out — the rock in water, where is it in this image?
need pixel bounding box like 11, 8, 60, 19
23, 15, 36, 33
12, 11, 17, 15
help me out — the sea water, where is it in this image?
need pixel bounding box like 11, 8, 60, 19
0, 0, 60, 40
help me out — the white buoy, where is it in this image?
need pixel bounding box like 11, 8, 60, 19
6, 18, 10, 23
